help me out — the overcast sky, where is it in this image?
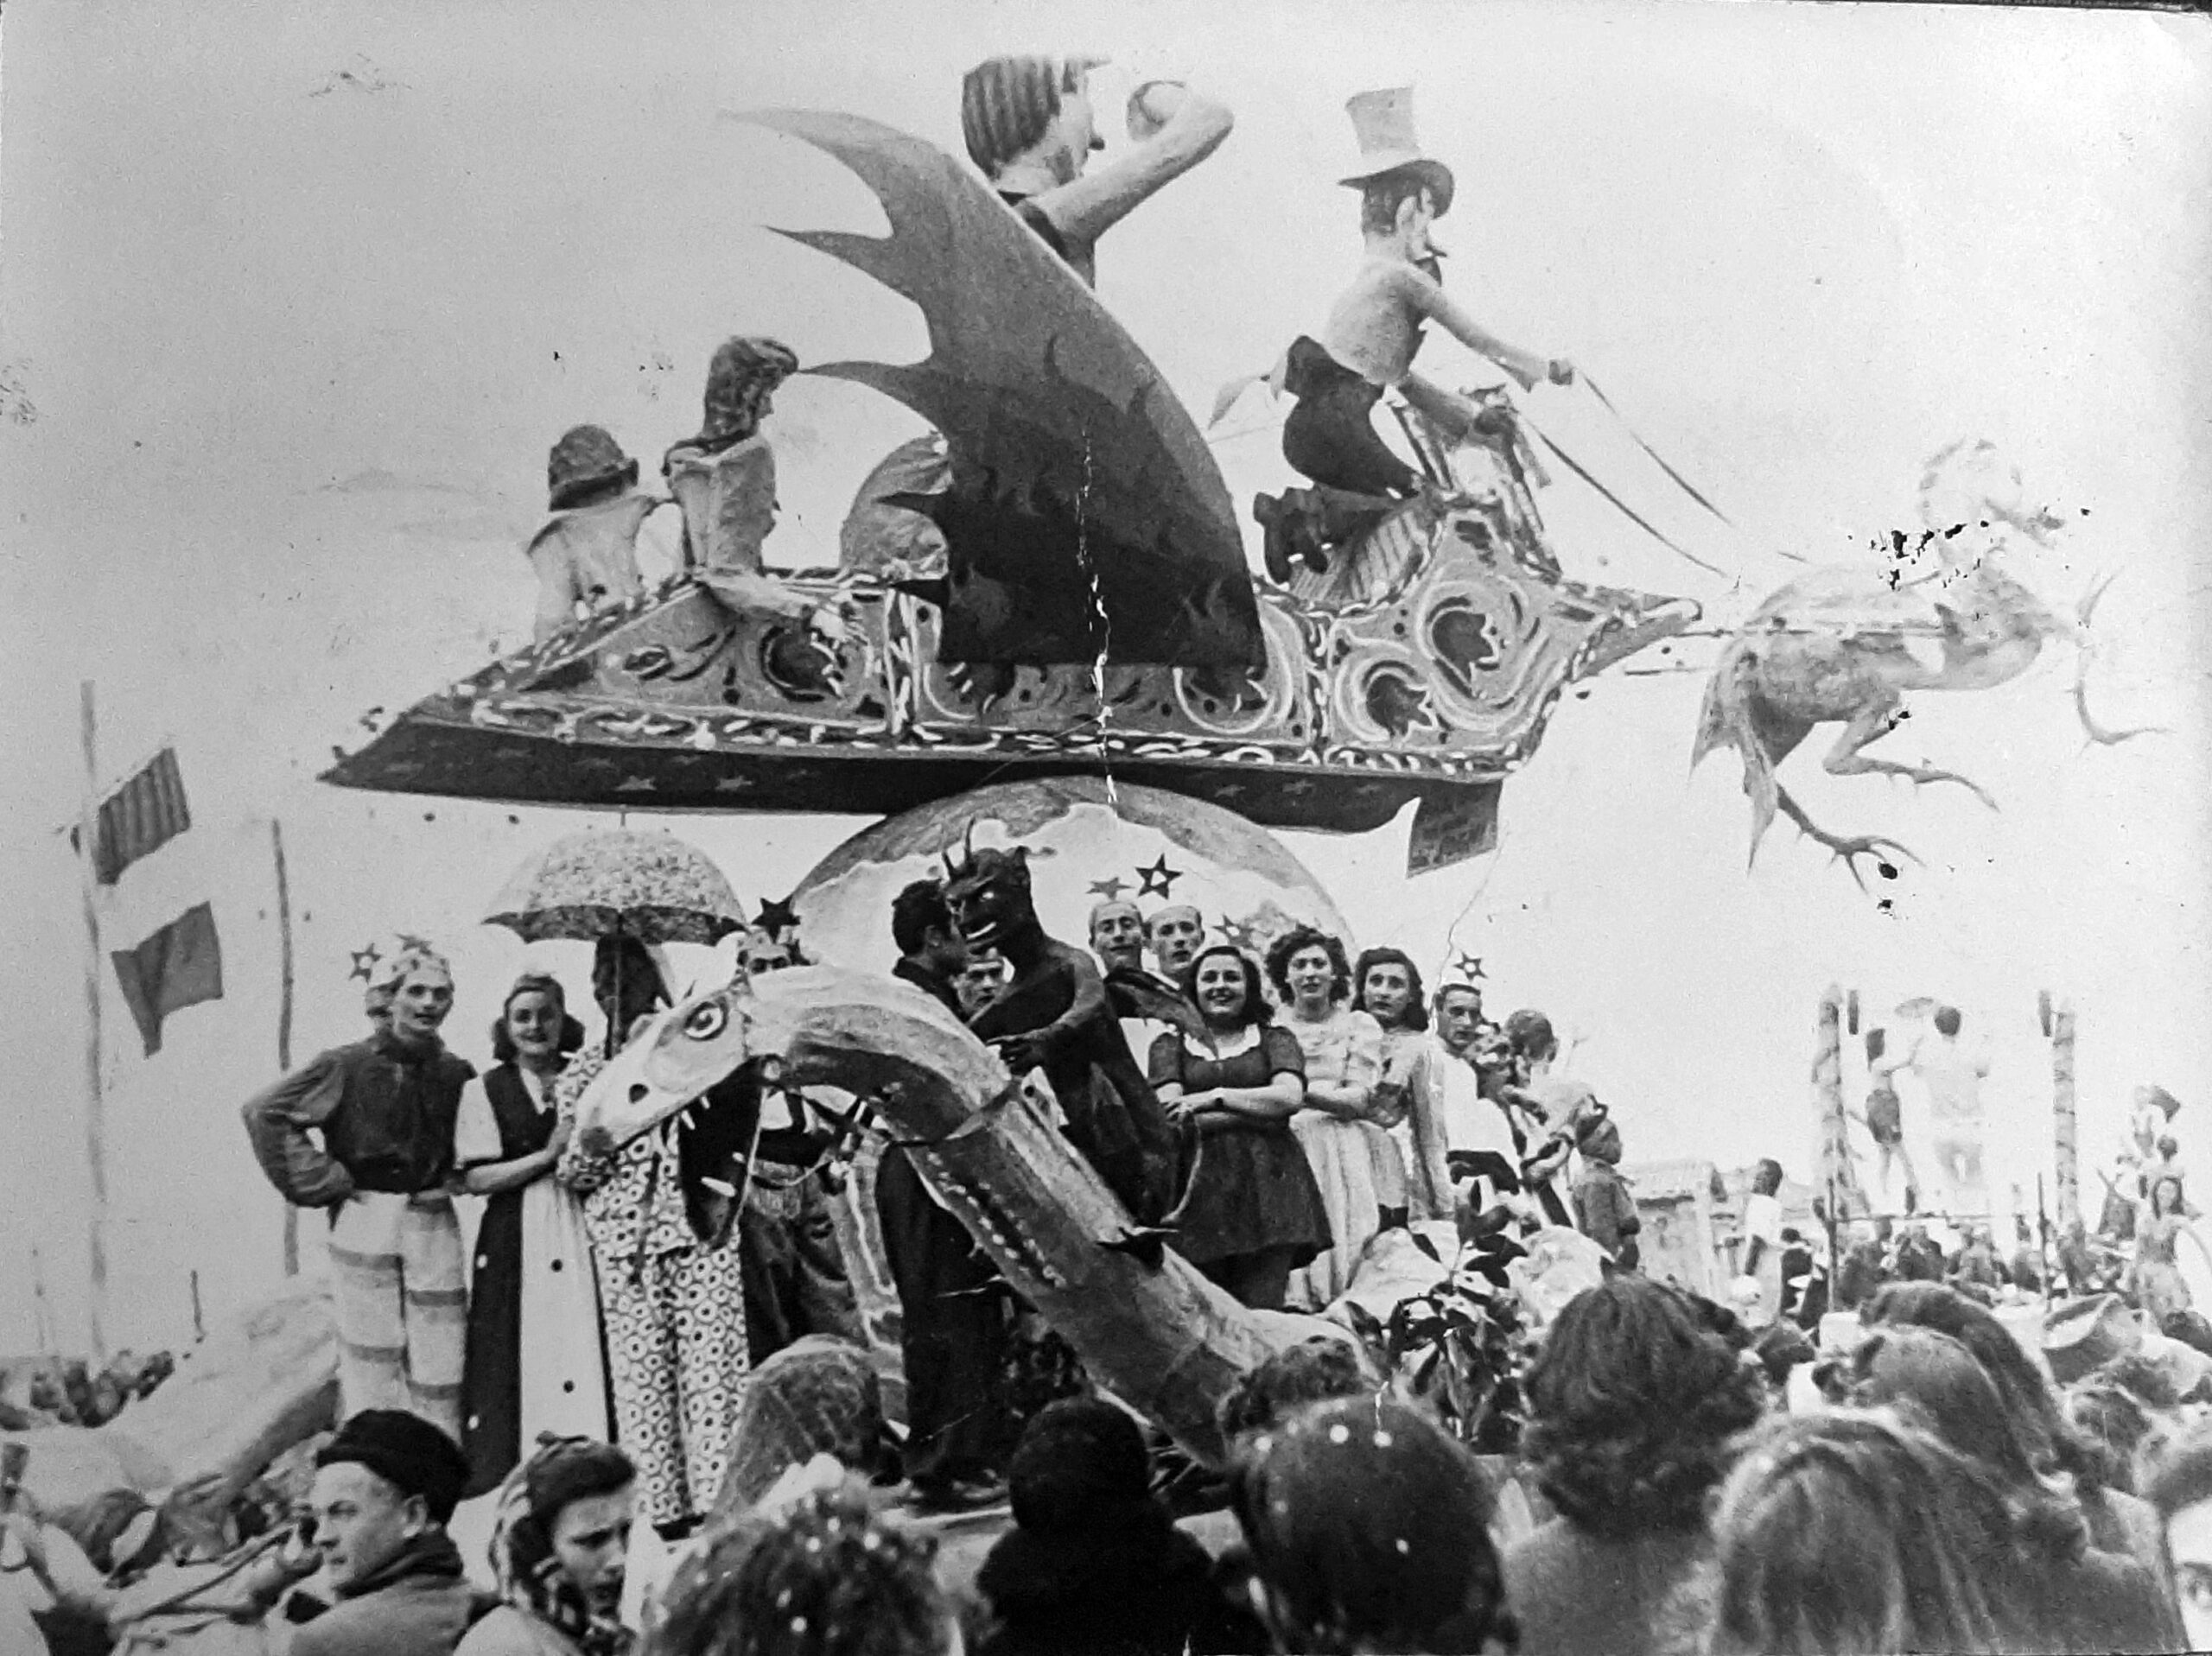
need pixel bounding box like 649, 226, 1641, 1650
3, 0, 2208, 1351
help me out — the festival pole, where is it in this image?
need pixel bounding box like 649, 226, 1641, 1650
272, 818, 299, 1277
2052, 995, 2080, 1236
75, 681, 110, 1361
1815, 984, 1853, 1271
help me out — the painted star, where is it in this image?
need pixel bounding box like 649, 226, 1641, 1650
347, 945, 382, 983
395, 933, 434, 955
1451, 951, 1488, 980
1217, 917, 1255, 949
756, 896, 799, 937
1087, 877, 1129, 902
1135, 856, 1183, 899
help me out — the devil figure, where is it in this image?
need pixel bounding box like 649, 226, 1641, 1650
942, 836, 1183, 1230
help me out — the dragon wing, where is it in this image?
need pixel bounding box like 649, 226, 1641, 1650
738, 109, 1262, 670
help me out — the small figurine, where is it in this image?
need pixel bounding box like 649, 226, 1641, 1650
664, 336, 841, 640
525, 425, 670, 644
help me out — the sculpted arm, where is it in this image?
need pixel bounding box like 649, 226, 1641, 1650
1386, 264, 1562, 392
1030, 83, 1232, 250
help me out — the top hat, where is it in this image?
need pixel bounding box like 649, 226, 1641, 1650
546, 425, 639, 511
1338, 87, 1455, 217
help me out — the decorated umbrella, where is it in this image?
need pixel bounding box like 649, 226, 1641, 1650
486, 828, 747, 1051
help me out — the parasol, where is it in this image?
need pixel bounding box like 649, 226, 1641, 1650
485, 828, 747, 945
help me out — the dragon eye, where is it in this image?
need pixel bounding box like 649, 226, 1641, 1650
683, 1002, 728, 1042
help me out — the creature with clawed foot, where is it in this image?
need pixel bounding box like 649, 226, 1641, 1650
1694, 440, 2159, 886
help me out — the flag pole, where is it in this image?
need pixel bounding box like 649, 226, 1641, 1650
76, 680, 110, 1361
272, 818, 299, 1277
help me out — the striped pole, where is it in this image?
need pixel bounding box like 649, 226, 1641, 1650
76, 682, 110, 1360
1814, 985, 1857, 1223
2052, 996, 2080, 1234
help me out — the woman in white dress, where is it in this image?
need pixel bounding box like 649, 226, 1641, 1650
1268, 926, 1395, 1310
455, 973, 612, 1496
1351, 947, 1452, 1222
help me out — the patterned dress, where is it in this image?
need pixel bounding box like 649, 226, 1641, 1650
556, 1053, 750, 1528
1280, 1006, 1392, 1310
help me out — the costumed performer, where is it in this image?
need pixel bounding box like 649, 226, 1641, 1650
241, 944, 474, 1437
556, 940, 749, 1532
454, 973, 612, 1497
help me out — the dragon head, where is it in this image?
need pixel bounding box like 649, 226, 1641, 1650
572, 973, 808, 1149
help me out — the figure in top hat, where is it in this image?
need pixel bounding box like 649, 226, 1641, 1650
1251, 89, 1575, 580
526, 425, 677, 645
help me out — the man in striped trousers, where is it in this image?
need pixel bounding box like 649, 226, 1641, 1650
244, 945, 474, 1437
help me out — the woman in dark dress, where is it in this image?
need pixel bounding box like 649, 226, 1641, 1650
1148, 945, 1331, 1310
454, 972, 607, 1497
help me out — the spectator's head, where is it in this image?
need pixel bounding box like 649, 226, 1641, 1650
310, 1411, 469, 1595
1265, 926, 1351, 1013
2145, 1426, 2212, 1650
1934, 1006, 1963, 1038
1086, 900, 1147, 974
1845, 1330, 2056, 1506
491, 971, 587, 1068
955, 950, 1007, 1018
1575, 1103, 1623, 1167
1351, 948, 1427, 1032
1859, 1281, 2099, 1493
1007, 1397, 1151, 1535
1230, 1397, 1512, 1656
1503, 1009, 1557, 1067
741, 930, 799, 977
1216, 1337, 1373, 1444
890, 880, 965, 976
591, 936, 670, 1037
2154, 1175, 2188, 1219
1521, 1277, 1765, 1540
1147, 905, 1205, 980
715, 1339, 889, 1516
1185, 944, 1268, 1033
2066, 1382, 2158, 1495
493, 1436, 637, 1627
961, 54, 1103, 182
1751, 1322, 1815, 1391
1707, 1410, 2024, 1654
1433, 984, 1484, 1054
650, 1479, 957, 1656
366, 945, 454, 1046
2165, 1311, 2212, 1361
1752, 1158, 1784, 1198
